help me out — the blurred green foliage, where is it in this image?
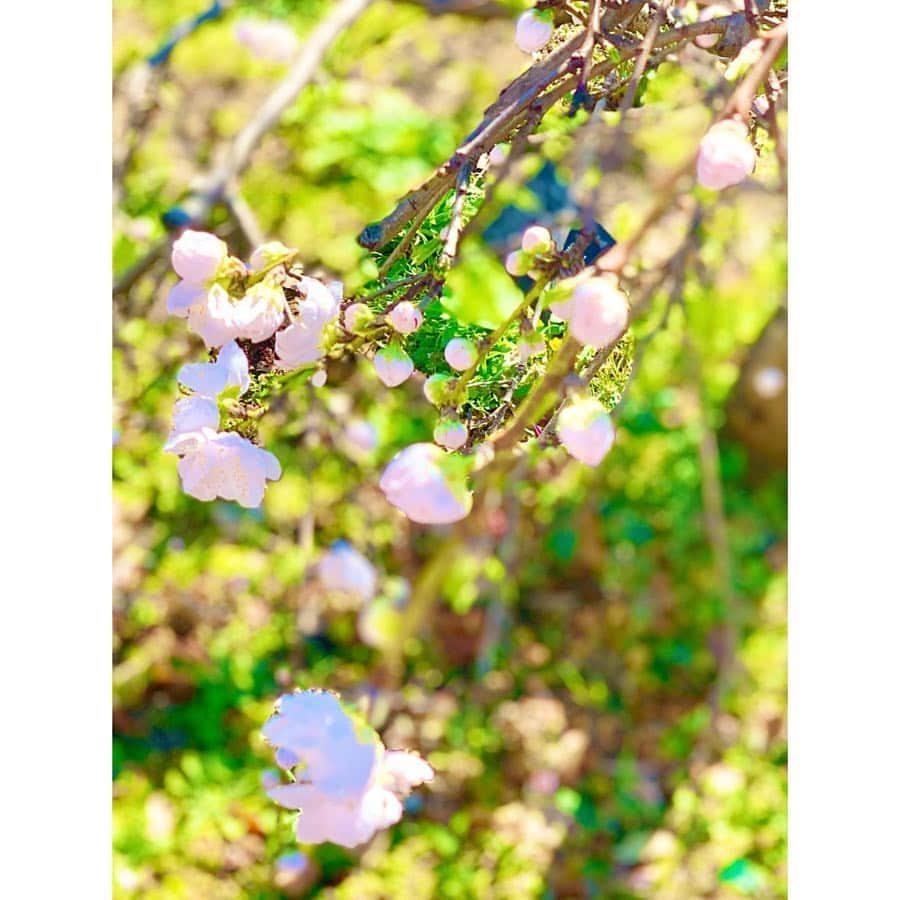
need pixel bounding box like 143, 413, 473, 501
114, 1, 787, 897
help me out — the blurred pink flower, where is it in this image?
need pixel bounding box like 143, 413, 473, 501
235, 19, 299, 63
434, 419, 468, 450
557, 398, 616, 466
696, 118, 756, 190
568, 278, 630, 348
515, 10, 553, 54
318, 542, 378, 603
521, 225, 553, 255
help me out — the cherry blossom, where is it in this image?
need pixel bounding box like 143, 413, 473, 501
177, 340, 250, 399
515, 9, 554, 54
234, 281, 286, 343
164, 396, 219, 454
235, 18, 299, 63
434, 419, 468, 451
175, 428, 282, 506
387, 301, 423, 335
275, 287, 339, 370
343, 302, 373, 334
379, 442, 473, 525
187, 284, 244, 348
557, 398, 616, 466
373, 344, 414, 387
568, 278, 630, 348
343, 419, 378, 455
263, 690, 434, 848
318, 541, 378, 603
166, 280, 205, 318
171, 229, 228, 284
505, 250, 532, 277
444, 337, 478, 372
696, 118, 756, 191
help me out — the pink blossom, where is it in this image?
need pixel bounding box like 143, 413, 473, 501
344, 419, 378, 454
275, 294, 337, 369
235, 18, 299, 63
694, 4, 731, 50
297, 276, 341, 320
696, 118, 756, 190
310, 369, 327, 388
171, 229, 228, 284
489, 143, 510, 166
318, 542, 378, 603
379, 443, 472, 525
164, 396, 219, 454
176, 428, 281, 507
234, 281, 286, 343
557, 398, 616, 466
444, 337, 478, 372
166, 280, 205, 318
343, 302, 372, 334
434, 419, 468, 451
263, 690, 434, 848
177, 340, 250, 399
568, 278, 630, 348
373, 344, 414, 387
387, 301, 423, 335
186, 284, 244, 348
521, 225, 553, 255
515, 9, 554, 54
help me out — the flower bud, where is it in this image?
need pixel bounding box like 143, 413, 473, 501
374, 344, 414, 387
311, 368, 327, 388
444, 337, 478, 372
694, 4, 731, 50
171, 229, 228, 285
387, 301, 423, 335
318, 541, 378, 603
505, 250, 532, 277
557, 398, 615, 466
344, 302, 374, 334
489, 143, 510, 166
515, 9, 554, 54
249, 240, 296, 271
521, 225, 553, 255
423, 373, 454, 406
568, 278, 630, 348
696, 118, 756, 190
434, 419, 468, 450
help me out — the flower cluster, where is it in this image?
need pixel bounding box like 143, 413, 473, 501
505, 224, 556, 278
263, 690, 433, 847
165, 232, 342, 506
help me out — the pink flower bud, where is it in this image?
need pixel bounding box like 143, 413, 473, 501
318, 542, 377, 602
379, 443, 472, 525
557, 398, 615, 466
696, 119, 756, 191
387, 301, 423, 335
310, 369, 327, 388
489, 144, 510, 166
521, 225, 553, 255
171, 230, 228, 285
434, 419, 468, 450
568, 278, 630, 348
515, 9, 553, 54
444, 337, 478, 372
344, 302, 373, 334
373, 345, 414, 387
505, 250, 532, 277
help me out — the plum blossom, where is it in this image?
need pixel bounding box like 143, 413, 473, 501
557, 397, 616, 466
373, 344, 414, 387
235, 18, 299, 62
444, 337, 478, 372
568, 278, 630, 348
434, 419, 468, 451
387, 301, 423, 335
234, 281, 286, 343
166, 280, 206, 318
343, 419, 378, 455
164, 396, 219, 454
379, 442, 472, 525
275, 281, 340, 370
696, 118, 756, 190
521, 225, 553, 255
174, 428, 282, 506
489, 143, 510, 166
171, 229, 228, 284
263, 690, 433, 848
318, 541, 378, 603
177, 341, 250, 399
515, 9, 554, 54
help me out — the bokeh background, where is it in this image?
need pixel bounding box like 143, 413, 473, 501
113, 1, 787, 897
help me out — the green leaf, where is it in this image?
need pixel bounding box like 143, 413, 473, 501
719, 858, 768, 894
442, 244, 523, 329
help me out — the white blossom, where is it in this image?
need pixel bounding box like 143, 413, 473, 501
434, 419, 468, 450
186, 284, 244, 348
318, 542, 378, 603
177, 341, 250, 399
233, 281, 286, 343
568, 278, 630, 348
164, 396, 219, 454
696, 118, 756, 191
171, 229, 228, 284
379, 442, 472, 525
